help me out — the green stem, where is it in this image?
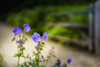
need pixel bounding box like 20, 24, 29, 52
18, 57, 19, 67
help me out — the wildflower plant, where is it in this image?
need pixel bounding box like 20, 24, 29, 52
12, 24, 72, 67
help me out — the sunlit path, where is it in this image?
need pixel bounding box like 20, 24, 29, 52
0, 23, 100, 67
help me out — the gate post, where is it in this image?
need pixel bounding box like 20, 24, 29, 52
89, 3, 95, 53
94, 0, 100, 55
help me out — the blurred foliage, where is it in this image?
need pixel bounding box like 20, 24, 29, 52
45, 5, 88, 40
0, 54, 4, 67
45, 26, 83, 39
1, 0, 92, 21
7, 5, 88, 40
7, 7, 46, 35
46, 5, 88, 23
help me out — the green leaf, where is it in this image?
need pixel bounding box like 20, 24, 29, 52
19, 35, 21, 37
34, 57, 38, 62
33, 51, 37, 56
32, 61, 36, 67
23, 62, 27, 66
46, 56, 50, 60
40, 47, 43, 50
22, 55, 26, 58
52, 54, 56, 57
13, 53, 21, 58
21, 47, 25, 51
18, 45, 21, 48
24, 38, 28, 42
42, 42, 45, 45
20, 64, 24, 67
36, 62, 39, 67
12, 38, 15, 41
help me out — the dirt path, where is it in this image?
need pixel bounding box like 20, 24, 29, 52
0, 23, 100, 67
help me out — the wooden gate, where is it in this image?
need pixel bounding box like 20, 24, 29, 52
46, 0, 100, 55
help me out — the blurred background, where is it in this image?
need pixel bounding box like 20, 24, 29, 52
1, 0, 100, 67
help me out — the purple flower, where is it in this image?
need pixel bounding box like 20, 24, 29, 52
68, 56, 72, 64
55, 59, 61, 67
13, 27, 22, 34
30, 61, 33, 63
23, 24, 31, 32
36, 44, 41, 50
39, 56, 43, 61
17, 39, 25, 45
31, 32, 41, 43
43, 32, 48, 41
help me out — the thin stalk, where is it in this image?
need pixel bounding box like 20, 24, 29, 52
18, 57, 19, 67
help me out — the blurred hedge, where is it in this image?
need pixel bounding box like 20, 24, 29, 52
7, 7, 46, 35
7, 5, 88, 39
0, 54, 4, 67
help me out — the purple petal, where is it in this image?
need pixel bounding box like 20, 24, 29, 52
36, 44, 41, 50
43, 32, 48, 41
39, 56, 43, 61
23, 24, 31, 32
55, 59, 61, 67
30, 61, 33, 63
17, 39, 25, 45
13, 27, 22, 34
31, 32, 41, 43
68, 56, 72, 63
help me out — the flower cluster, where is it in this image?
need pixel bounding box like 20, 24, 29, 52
12, 24, 31, 67
31, 32, 48, 63
17, 39, 25, 45
12, 24, 72, 67
31, 32, 48, 43
13, 24, 31, 35
54, 56, 72, 67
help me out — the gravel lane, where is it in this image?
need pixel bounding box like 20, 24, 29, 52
0, 23, 100, 67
